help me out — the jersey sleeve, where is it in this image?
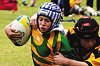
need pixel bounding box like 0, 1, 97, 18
85, 46, 100, 66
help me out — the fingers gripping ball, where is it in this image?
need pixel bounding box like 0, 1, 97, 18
11, 15, 31, 46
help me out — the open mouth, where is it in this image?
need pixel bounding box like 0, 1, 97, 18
40, 27, 46, 32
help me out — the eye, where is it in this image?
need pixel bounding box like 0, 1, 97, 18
45, 19, 51, 22
39, 17, 43, 21
84, 38, 96, 41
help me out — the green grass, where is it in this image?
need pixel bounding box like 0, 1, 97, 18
0, 0, 100, 66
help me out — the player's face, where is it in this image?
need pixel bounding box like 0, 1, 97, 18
80, 38, 96, 50
38, 16, 52, 33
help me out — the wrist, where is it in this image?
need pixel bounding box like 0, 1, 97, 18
62, 58, 70, 66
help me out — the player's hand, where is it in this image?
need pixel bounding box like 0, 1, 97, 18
53, 52, 66, 65
5, 27, 21, 40
30, 13, 38, 30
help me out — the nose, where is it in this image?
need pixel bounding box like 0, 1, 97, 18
88, 39, 95, 44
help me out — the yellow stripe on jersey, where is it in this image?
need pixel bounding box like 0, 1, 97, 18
32, 29, 44, 45
31, 30, 57, 64
33, 57, 49, 66
33, 57, 58, 66
31, 44, 53, 62
67, 27, 75, 34
47, 32, 55, 53
56, 32, 61, 52
86, 53, 100, 66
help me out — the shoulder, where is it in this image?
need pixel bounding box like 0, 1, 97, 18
65, 27, 78, 44
66, 27, 76, 38
67, 27, 75, 34
85, 45, 100, 66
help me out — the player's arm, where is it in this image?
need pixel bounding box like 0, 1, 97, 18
53, 52, 88, 66
30, 13, 38, 30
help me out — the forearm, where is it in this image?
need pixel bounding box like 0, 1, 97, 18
64, 58, 89, 66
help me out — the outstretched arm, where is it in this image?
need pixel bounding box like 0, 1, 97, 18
53, 52, 88, 66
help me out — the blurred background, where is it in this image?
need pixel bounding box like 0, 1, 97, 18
0, 0, 100, 66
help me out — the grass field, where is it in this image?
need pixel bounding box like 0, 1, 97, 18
0, 0, 100, 66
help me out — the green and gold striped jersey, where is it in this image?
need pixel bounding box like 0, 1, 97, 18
31, 29, 75, 66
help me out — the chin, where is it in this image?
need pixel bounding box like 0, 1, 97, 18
40, 30, 46, 33
86, 46, 94, 50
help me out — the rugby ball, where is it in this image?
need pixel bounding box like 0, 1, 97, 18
11, 15, 31, 46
